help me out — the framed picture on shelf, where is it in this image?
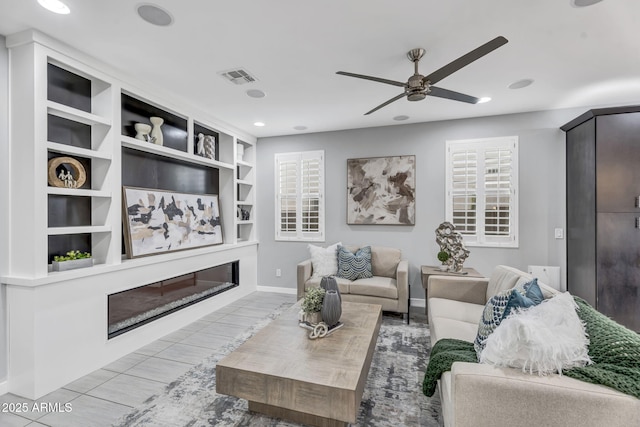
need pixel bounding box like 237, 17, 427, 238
122, 186, 223, 258
347, 155, 416, 225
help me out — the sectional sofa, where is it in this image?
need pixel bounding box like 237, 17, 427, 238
427, 265, 640, 427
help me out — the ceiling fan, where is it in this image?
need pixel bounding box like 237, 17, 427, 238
336, 36, 508, 115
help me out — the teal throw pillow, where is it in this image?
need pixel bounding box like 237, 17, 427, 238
336, 246, 373, 281
504, 278, 544, 317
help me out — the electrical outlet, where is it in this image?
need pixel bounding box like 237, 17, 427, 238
276, 268, 282, 277
554, 228, 564, 239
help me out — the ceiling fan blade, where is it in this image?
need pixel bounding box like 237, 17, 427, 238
424, 36, 508, 85
428, 86, 479, 104
364, 93, 406, 115
336, 71, 406, 88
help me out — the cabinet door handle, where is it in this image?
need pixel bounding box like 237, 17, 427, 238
636, 217, 640, 229
636, 196, 640, 208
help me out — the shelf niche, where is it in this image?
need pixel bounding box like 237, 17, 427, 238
47, 63, 91, 113
121, 93, 188, 152
48, 115, 92, 149
48, 195, 91, 228
47, 152, 92, 190
193, 122, 220, 161
48, 233, 91, 264
122, 147, 219, 194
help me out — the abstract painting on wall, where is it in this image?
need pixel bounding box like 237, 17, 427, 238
347, 155, 416, 225
122, 186, 223, 258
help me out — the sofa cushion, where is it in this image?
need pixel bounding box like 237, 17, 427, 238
431, 316, 479, 344
475, 279, 544, 356
480, 292, 591, 374
429, 298, 485, 325
505, 278, 544, 316
336, 246, 373, 280
349, 277, 398, 299
308, 242, 341, 278
304, 276, 351, 295
486, 265, 529, 300
371, 246, 401, 278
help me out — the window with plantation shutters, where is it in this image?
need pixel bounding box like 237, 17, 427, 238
446, 137, 518, 247
275, 151, 325, 241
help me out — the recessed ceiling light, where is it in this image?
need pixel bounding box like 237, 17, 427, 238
477, 97, 492, 104
293, 125, 308, 131
393, 115, 410, 121
137, 3, 174, 26
38, 0, 70, 14
571, 0, 603, 7
246, 89, 266, 98
253, 122, 265, 127
508, 78, 534, 89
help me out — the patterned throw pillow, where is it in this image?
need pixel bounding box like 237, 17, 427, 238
474, 278, 543, 357
336, 246, 373, 281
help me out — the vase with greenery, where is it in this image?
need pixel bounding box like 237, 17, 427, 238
302, 287, 326, 324
437, 250, 450, 271
52, 250, 93, 272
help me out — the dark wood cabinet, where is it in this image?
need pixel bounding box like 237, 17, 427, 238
562, 106, 640, 331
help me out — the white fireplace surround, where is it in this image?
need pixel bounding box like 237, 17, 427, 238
5, 243, 257, 399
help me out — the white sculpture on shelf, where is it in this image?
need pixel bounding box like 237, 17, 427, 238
196, 133, 205, 156
149, 116, 164, 146
204, 135, 215, 160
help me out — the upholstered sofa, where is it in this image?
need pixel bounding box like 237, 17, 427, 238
428, 265, 640, 427
297, 245, 409, 320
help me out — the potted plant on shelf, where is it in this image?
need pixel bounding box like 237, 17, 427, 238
301, 287, 326, 325
437, 250, 450, 271
52, 250, 93, 272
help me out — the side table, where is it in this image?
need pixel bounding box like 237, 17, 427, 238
421, 265, 483, 319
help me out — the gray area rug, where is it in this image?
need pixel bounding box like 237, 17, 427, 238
115, 304, 442, 427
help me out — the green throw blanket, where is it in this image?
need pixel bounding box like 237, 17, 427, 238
422, 297, 640, 399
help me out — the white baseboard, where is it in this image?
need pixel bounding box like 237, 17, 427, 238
256, 285, 297, 295
0, 379, 8, 396
410, 298, 426, 308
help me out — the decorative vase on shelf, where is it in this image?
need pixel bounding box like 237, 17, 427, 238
321, 290, 342, 327
149, 116, 164, 146
134, 123, 151, 141
204, 135, 216, 159
320, 276, 341, 302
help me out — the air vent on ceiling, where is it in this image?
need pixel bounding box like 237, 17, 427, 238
218, 68, 258, 85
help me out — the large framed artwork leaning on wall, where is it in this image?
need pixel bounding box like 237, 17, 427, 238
347, 155, 416, 225
122, 186, 223, 258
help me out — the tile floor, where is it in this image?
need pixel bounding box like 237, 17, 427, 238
0, 291, 297, 427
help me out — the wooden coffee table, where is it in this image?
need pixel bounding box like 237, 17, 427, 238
216, 301, 382, 427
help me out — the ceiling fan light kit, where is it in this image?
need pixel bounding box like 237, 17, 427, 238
337, 36, 508, 115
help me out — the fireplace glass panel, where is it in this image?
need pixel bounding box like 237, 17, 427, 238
108, 261, 238, 338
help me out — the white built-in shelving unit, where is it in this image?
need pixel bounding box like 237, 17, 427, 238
2, 30, 259, 399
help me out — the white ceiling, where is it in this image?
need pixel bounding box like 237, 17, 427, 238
1, 0, 639, 138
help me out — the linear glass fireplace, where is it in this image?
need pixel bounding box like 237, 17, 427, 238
108, 261, 239, 338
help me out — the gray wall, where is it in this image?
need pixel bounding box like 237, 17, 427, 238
256, 108, 585, 301
0, 35, 9, 382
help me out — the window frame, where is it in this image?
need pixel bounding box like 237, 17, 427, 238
445, 136, 519, 248
274, 150, 325, 242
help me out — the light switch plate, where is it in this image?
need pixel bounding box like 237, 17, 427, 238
554, 228, 564, 239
